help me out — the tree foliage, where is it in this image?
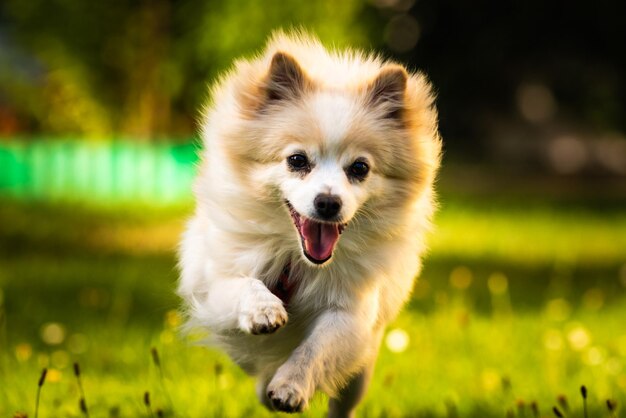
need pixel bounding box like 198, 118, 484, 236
0, 0, 370, 138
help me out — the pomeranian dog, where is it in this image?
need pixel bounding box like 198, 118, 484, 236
178, 31, 441, 417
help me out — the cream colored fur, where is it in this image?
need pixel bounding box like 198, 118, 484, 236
178, 31, 441, 417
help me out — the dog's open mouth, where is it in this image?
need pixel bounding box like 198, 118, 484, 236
286, 201, 346, 264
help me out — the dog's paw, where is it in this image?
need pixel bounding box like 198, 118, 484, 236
266, 380, 309, 413
239, 281, 288, 335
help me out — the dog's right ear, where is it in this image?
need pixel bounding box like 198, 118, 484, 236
366, 65, 408, 120
264, 52, 310, 103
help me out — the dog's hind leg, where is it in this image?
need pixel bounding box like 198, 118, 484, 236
256, 373, 275, 411
327, 363, 373, 418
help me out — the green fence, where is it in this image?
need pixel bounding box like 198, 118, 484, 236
0, 140, 200, 204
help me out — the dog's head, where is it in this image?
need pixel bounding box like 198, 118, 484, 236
212, 36, 441, 266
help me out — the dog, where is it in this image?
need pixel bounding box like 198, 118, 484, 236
178, 31, 441, 417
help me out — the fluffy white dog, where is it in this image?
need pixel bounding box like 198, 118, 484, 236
178, 32, 441, 417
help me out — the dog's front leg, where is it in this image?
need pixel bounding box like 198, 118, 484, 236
190, 277, 288, 335
266, 309, 371, 413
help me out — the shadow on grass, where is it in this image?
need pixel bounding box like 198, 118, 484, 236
414, 255, 626, 315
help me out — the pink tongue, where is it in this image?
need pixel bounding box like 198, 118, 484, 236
301, 218, 340, 261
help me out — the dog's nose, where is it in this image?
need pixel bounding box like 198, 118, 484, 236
314, 194, 342, 219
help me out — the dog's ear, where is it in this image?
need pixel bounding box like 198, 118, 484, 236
265, 52, 309, 103
367, 65, 408, 120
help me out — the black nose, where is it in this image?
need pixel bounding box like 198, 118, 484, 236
314, 194, 342, 219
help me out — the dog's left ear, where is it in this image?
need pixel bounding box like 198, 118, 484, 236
265, 52, 309, 103
367, 65, 408, 119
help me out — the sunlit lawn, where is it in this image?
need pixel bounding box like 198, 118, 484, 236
1, 196, 625, 417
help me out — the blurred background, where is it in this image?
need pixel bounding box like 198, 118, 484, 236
1, 0, 625, 417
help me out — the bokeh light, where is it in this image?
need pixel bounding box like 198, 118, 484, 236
567, 325, 591, 351
516, 83, 557, 123
40, 322, 66, 346
449, 266, 472, 290
385, 328, 410, 353
384, 14, 420, 53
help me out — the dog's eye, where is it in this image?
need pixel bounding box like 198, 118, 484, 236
349, 160, 369, 179
287, 154, 309, 170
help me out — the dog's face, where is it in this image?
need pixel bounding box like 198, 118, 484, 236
225, 52, 440, 266
279, 124, 375, 265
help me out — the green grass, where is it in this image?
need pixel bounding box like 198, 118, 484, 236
0, 197, 625, 417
